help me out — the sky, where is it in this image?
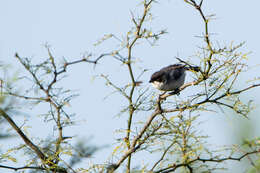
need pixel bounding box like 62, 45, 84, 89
1, 0, 260, 172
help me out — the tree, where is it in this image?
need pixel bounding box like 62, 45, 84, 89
0, 0, 260, 172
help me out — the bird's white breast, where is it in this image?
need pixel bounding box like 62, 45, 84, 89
151, 81, 164, 90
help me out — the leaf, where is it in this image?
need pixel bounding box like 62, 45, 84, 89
62, 150, 73, 156
7, 156, 17, 162
170, 115, 177, 122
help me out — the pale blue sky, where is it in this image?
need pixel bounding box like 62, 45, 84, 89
1, 0, 260, 172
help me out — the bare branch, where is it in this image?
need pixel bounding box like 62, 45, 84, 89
57, 53, 110, 75
0, 108, 47, 161
0, 165, 45, 171
151, 142, 175, 171
155, 150, 260, 173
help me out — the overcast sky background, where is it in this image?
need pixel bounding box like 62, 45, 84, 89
1, 0, 260, 172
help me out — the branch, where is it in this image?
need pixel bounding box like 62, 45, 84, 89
212, 83, 260, 101
163, 83, 260, 114
197, 150, 260, 162
124, 0, 156, 171
101, 74, 130, 100
112, 96, 163, 171
155, 150, 260, 173
0, 165, 45, 171
150, 142, 175, 171
15, 53, 67, 165
57, 53, 110, 75
0, 108, 47, 161
0, 109, 68, 173
6, 92, 47, 101
184, 0, 214, 75
114, 109, 161, 170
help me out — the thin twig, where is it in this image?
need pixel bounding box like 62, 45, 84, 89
155, 150, 260, 173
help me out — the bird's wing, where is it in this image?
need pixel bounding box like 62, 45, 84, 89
162, 64, 184, 80
171, 67, 184, 80
149, 64, 185, 83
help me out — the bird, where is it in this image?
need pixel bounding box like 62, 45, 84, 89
149, 63, 199, 94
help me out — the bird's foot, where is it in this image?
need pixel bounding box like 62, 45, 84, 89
169, 89, 180, 96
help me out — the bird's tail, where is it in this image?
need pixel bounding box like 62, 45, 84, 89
184, 65, 200, 72
175, 57, 200, 72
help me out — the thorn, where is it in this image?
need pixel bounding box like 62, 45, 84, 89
199, 0, 204, 7
15, 52, 19, 58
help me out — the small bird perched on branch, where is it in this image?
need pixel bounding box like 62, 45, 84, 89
149, 63, 200, 94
